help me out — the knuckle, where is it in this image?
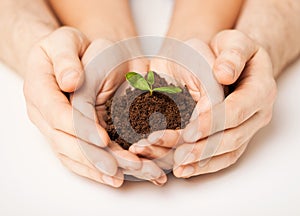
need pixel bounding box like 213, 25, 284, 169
227, 103, 245, 127
54, 26, 80, 40
53, 51, 76, 63
227, 48, 244, 62
215, 30, 236, 41
235, 106, 245, 126
257, 78, 277, 106
230, 133, 244, 151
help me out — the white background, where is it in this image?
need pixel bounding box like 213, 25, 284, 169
0, 0, 299, 215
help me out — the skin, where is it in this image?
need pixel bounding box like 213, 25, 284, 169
0, 0, 165, 187
1, 0, 299, 186
131, 0, 300, 178
48, 0, 137, 41
48, 0, 244, 182
167, 0, 244, 43
48, 0, 167, 185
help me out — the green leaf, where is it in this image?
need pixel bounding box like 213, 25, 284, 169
153, 86, 182, 94
147, 71, 155, 85
125, 72, 151, 91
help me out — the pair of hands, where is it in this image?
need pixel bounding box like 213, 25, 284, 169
23, 27, 277, 187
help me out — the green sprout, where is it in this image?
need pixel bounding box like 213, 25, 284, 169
125, 71, 182, 96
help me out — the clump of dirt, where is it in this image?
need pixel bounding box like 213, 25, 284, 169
105, 72, 196, 150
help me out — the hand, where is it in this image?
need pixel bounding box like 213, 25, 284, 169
24, 27, 124, 187
128, 39, 224, 171
173, 30, 277, 178
73, 39, 167, 186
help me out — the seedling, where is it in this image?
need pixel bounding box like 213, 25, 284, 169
125, 71, 182, 96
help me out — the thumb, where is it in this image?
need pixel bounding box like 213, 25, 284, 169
40, 27, 90, 92
210, 30, 258, 85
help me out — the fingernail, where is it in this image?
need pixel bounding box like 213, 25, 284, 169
153, 174, 167, 186
137, 139, 150, 146
102, 175, 115, 186
62, 71, 78, 85
216, 64, 235, 78
141, 171, 160, 180
183, 125, 202, 143
181, 166, 195, 177
129, 145, 144, 153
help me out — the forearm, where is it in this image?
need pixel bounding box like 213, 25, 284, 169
49, 0, 137, 41
167, 0, 244, 43
0, 0, 59, 77
236, 0, 300, 78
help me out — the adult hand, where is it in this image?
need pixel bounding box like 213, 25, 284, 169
73, 39, 167, 186
173, 30, 277, 178
24, 27, 123, 187
129, 31, 277, 179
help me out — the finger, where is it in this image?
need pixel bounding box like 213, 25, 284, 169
147, 130, 183, 148
25, 35, 110, 148
95, 105, 108, 128
176, 112, 264, 165
26, 102, 118, 176
123, 158, 167, 186
183, 84, 263, 142
58, 154, 123, 187
40, 27, 90, 92
108, 141, 142, 171
153, 150, 174, 171
46, 121, 118, 176
129, 143, 171, 160
24, 61, 110, 148
189, 95, 212, 122
174, 143, 247, 178
210, 30, 258, 85
128, 137, 174, 170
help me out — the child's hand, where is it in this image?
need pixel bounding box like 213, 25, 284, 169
128, 39, 224, 172
73, 39, 167, 186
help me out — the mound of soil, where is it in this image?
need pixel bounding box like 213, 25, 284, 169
105, 72, 196, 150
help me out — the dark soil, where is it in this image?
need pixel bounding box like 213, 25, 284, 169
105, 72, 196, 150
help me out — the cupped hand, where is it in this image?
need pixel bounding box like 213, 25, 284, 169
174, 30, 277, 178
129, 31, 277, 179
128, 39, 224, 171
73, 38, 167, 186
24, 27, 123, 187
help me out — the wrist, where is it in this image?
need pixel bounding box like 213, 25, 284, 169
167, 23, 217, 44
12, 20, 58, 77
167, 0, 243, 44
75, 20, 137, 42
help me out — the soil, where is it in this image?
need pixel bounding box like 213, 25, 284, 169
105, 72, 196, 150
